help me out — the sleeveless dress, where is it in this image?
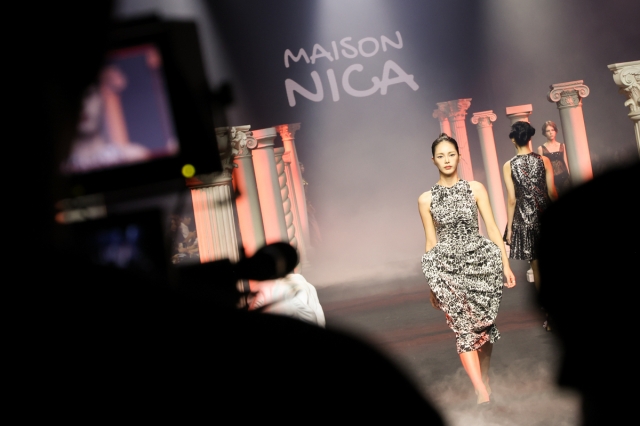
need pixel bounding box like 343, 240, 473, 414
505, 153, 550, 260
421, 180, 503, 354
541, 144, 571, 195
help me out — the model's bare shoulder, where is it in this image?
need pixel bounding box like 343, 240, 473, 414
418, 191, 432, 207
468, 181, 487, 200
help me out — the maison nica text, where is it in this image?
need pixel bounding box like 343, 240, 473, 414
284, 31, 419, 107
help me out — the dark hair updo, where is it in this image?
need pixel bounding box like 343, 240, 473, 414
431, 133, 459, 156
508, 121, 536, 147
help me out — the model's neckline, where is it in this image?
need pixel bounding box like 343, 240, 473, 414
436, 179, 462, 188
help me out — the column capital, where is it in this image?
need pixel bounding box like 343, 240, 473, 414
548, 80, 590, 108
471, 110, 497, 127
229, 125, 258, 156
505, 104, 532, 123
608, 60, 640, 118
252, 127, 278, 148
275, 123, 301, 141
447, 98, 472, 120
432, 108, 449, 122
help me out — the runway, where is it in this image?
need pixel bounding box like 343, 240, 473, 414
316, 259, 580, 426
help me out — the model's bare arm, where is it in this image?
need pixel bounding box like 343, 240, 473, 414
418, 191, 441, 308
470, 181, 516, 288
418, 191, 437, 253
503, 161, 516, 244
542, 156, 558, 201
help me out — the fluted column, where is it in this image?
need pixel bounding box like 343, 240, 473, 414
608, 60, 640, 156
186, 128, 241, 263
274, 147, 298, 250
252, 127, 289, 245
471, 111, 507, 232
548, 81, 593, 184
447, 99, 474, 181
433, 103, 452, 136
276, 123, 310, 256
229, 126, 266, 257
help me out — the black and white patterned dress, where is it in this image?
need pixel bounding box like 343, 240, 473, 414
505, 153, 550, 260
421, 180, 504, 354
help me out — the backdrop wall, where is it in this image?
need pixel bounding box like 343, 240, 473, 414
117, 0, 639, 286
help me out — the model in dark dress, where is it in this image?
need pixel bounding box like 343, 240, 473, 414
541, 144, 571, 195
421, 180, 503, 354
506, 153, 550, 260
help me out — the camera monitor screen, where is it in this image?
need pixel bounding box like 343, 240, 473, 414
62, 44, 178, 175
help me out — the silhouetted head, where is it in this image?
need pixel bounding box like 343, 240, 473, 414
509, 121, 535, 146
431, 133, 459, 157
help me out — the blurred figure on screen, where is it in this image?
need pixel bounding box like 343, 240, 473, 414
63, 66, 150, 173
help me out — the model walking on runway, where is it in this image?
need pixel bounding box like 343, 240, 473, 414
504, 121, 557, 292
419, 133, 516, 406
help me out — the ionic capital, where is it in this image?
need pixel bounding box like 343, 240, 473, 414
447, 98, 472, 121
608, 60, 640, 118
471, 110, 497, 127
275, 123, 301, 141
548, 80, 590, 109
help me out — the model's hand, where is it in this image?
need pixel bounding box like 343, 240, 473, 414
504, 267, 516, 288
506, 228, 512, 245
429, 290, 440, 310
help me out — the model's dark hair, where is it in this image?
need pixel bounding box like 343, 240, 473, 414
509, 121, 536, 146
541, 120, 558, 135
431, 133, 459, 156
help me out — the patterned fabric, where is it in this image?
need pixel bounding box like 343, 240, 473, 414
505, 153, 550, 260
541, 144, 571, 195
421, 180, 503, 354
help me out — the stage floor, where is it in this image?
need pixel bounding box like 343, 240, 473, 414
317, 259, 580, 426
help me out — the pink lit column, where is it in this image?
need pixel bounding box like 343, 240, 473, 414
229, 126, 266, 257
276, 123, 310, 257
548, 81, 593, 184
433, 103, 452, 136
447, 99, 474, 181
252, 127, 289, 245
186, 127, 242, 264
471, 111, 507, 232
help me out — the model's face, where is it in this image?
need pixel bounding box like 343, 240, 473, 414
545, 126, 556, 141
432, 142, 459, 175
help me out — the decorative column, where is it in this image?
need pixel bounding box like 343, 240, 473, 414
230, 126, 266, 257
186, 128, 241, 264
471, 111, 507, 232
274, 147, 298, 250
276, 123, 311, 253
608, 60, 640, 156
432, 102, 452, 136
446, 99, 474, 181
548, 80, 593, 184
252, 127, 289, 245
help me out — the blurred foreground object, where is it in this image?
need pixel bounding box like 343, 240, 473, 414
539, 161, 639, 425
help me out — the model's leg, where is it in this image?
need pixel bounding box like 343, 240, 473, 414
459, 350, 490, 403
477, 342, 493, 395
530, 259, 541, 291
